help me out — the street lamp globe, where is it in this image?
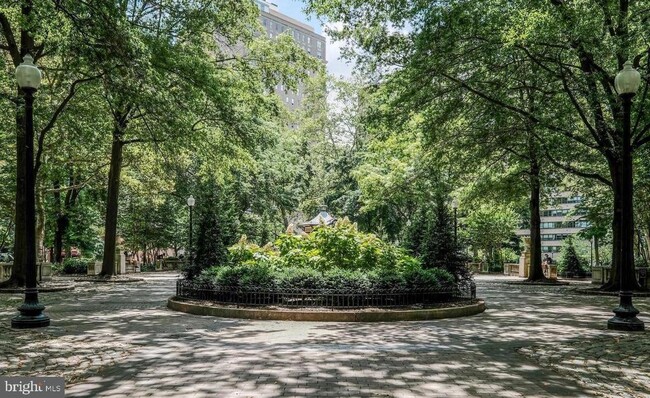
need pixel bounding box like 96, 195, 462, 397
187, 195, 195, 207
615, 61, 641, 95
15, 54, 41, 90
451, 198, 459, 210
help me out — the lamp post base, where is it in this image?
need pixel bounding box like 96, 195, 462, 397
607, 292, 644, 331
11, 300, 50, 329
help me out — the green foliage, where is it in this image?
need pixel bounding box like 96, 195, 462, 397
275, 267, 324, 290
402, 267, 454, 289
140, 263, 156, 272
464, 203, 518, 270
188, 181, 240, 279
197, 263, 453, 291
270, 219, 417, 271
406, 194, 469, 280
558, 238, 587, 277
52, 258, 91, 275
195, 220, 456, 291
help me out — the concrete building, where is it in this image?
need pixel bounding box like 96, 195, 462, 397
515, 194, 589, 260
254, 0, 326, 109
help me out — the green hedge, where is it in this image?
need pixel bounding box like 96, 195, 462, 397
197, 263, 454, 291
52, 258, 91, 275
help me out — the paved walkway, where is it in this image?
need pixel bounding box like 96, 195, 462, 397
1, 273, 648, 397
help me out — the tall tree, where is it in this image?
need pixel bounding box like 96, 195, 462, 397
306, 0, 650, 289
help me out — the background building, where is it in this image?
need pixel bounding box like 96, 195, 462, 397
515, 193, 589, 260
255, 0, 326, 109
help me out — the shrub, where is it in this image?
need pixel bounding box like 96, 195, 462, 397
402, 267, 454, 289
52, 258, 91, 275
189, 219, 463, 293
214, 264, 275, 289
367, 268, 405, 290
230, 220, 420, 272
559, 238, 587, 277
140, 263, 156, 272
275, 267, 324, 290
322, 268, 370, 290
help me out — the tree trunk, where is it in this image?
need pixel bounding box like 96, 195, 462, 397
602, 158, 623, 290
594, 236, 600, 267
53, 181, 64, 264
526, 142, 545, 281
36, 184, 45, 263
100, 130, 125, 276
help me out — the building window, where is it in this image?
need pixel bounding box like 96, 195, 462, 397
541, 209, 570, 217
285, 96, 289, 102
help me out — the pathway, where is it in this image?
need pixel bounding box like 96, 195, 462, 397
1, 273, 648, 397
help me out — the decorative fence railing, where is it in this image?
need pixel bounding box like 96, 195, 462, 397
176, 280, 476, 309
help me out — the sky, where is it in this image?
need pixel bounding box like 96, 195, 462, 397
271, 0, 352, 79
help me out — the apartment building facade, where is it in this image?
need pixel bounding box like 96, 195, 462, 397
255, 0, 327, 109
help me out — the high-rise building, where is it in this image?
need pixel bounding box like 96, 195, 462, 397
515, 193, 589, 260
254, 0, 327, 109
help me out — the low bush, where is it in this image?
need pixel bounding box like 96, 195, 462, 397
197, 263, 454, 292
52, 258, 91, 275
276, 267, 324, 290
141, 263, 156, 272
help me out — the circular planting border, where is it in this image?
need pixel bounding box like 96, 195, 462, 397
167, 296, 486, 322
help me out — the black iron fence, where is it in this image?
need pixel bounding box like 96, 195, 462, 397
175, 280, 476, 309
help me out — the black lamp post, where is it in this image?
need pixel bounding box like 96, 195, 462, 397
12, 54, 50, 329
451, 198, 459, 246
187, 195, 195, 265
607, 61, 644, 331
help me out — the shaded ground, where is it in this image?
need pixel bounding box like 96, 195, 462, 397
1, 273, 648, 397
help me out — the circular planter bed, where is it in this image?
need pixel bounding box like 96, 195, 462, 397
167, 296, 486, 322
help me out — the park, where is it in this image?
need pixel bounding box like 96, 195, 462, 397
1, 1, 650, 397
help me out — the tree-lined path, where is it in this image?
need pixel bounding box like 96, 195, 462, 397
1, 273, 647, 397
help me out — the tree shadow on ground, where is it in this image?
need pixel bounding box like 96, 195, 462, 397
3, 274, 648, 397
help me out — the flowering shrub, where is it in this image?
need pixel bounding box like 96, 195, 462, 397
195, 221, 454, 290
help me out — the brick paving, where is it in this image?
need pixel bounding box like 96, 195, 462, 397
0, 273, 648, 397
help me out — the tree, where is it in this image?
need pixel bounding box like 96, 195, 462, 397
79, 1, 318, 276
0, 1, 101, 286
305, 0, 650, 290
559, 237, 587, 278
464, 204, 519, 271
188, 181, 239, 280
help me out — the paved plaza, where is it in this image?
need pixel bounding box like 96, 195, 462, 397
1, 273, 648, 397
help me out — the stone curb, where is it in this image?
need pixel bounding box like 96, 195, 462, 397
505, 281, 571, 286
0, 284, 75, 294
73, 278, 145, 283
574, 288, 650, 297
167, 297, 486, 322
